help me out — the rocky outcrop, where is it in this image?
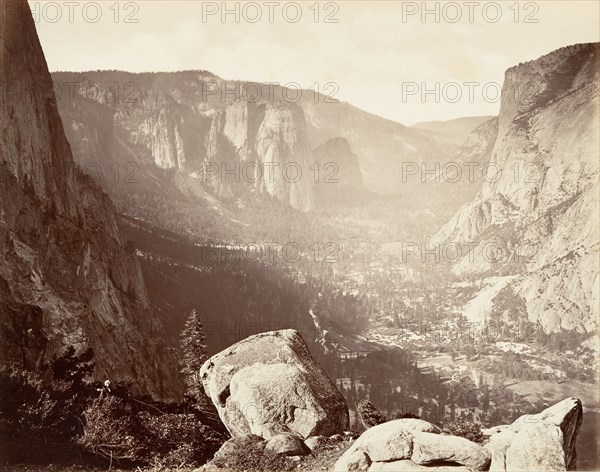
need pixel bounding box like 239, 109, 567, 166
0, 0, 181, 399
254, 103, 315, 212
431, 117, 498, 203
52, 67, 480, 212
334, 418, 490, 472
0, 276, 47, 370
200, 329, 349, 439
336, 399, 582, 471
483, 397, 583, 471
433, 43, 600, 332
312, 137, 365, 205
298, 95, 447, 194
411, 432, 491, 471
336, 399, 581, 472
52, 72, 317, 211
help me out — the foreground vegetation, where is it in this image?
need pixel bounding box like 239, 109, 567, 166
0, 324, 227, 471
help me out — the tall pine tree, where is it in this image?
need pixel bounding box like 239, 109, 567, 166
180, 309, 208, 401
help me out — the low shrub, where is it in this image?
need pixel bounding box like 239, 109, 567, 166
209, 435, 290, 471
356, 400, 387, 429
442, 419, 485, 443
141, 411, 226, 467
77, 395, 148, 464
389, 411, 421, 420
78, 395, 227, 468
0, 348, 227, 469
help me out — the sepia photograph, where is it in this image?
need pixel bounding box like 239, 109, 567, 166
0, 1, 599, 471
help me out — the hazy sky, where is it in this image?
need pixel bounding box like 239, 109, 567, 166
31, 1, 600, 124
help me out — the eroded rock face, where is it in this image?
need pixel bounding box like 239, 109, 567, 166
411, 432, 491, 471
0, 0, 181, 399
483, 397, 583, 471
333, 418, 489, 472
53, 72, 317, 211
432, 43, 600, 332
200, 329, 349, 439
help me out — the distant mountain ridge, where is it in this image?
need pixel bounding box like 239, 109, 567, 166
51, 70, 472, 209
412, 115, 496, 155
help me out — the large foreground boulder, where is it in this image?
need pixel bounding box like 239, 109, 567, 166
483, 397, 583, 471
200, 329, 349, 438
334, 418, 490, 472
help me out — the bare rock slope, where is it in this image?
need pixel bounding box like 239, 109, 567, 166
433, 43, 600, 332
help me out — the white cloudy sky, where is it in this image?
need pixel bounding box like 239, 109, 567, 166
32, 1, 600, 124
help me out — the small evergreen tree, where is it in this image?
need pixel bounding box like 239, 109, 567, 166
180, 309, 208, 401
356, 399, 386, 429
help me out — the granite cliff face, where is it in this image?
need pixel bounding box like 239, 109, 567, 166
433, 43, 600, 332
424, 117, 499, 212
312, 137, 364, 205
299, 97, 448, 194
0, 0, 181, 399
52, 73, 318, 211
52, 71, 464, 212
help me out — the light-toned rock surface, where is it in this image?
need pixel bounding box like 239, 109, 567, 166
484, 397, 583, 471
411, 431, 490, 471
369, 460, 469, 471
356, 427, 413, 462
433, 43, 600, 332
260, 422, 301, 440
484, 429, 516, 471
265, 433, 306, 456
55, 74, 319, 211
200, 329, 349, 439
333, 418, 488, 472
505, 423, 565, 471
333, 449, 372, 472
387, 418, 443, 434
254, 102, 316, 212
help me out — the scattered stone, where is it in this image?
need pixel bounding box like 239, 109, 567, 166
333, 449, 372, 471
210, 434, 265, 464
265, 433, 307, 456
261, 422, 301, 440
304, 435, 329, 451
